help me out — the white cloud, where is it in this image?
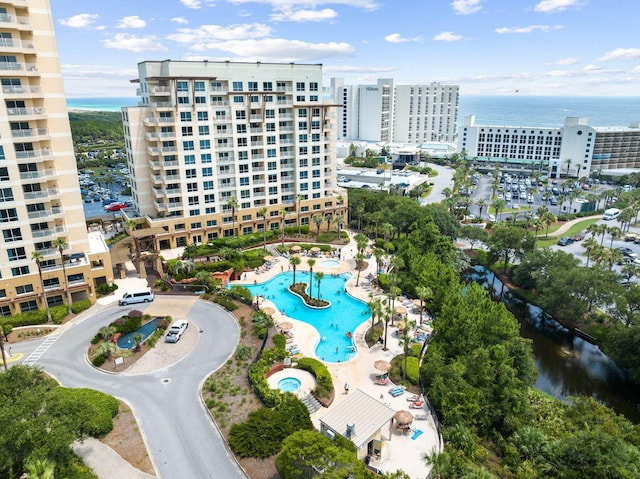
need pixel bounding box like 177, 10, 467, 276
323, 65, 395, 73
495, 24, 563, 34
117, 16, 146, 29
227, 0, 379, 12
433, 31, 463, 42
60, 64, 139, 97
180, 0, 216, 8
534, 0, 585, 13
384, 33, 423, 43
103, 34, 168, 53
167, 24, 272, 45
271, 8, 338, 22
555, 57, 579, 65
58, 13, 100, 29
171, 17, 189, 24
451, 0, 482, 15
190, 38, 354, 62
598, 48, 640, 61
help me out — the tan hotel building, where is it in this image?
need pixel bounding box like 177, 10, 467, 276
0, 0, 113, 317
121, 60, 346, 251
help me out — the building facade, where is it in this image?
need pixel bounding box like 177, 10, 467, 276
458, 115, 640, 178
330, 78, 459, 145
0, 0, 113, 317
122, 61, 346, 250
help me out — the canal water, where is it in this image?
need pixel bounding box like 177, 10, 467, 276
468, 265, 640, 423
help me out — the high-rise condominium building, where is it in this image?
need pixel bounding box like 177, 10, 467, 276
330, 78, 459, 144
0, 0, 113, 317
121, 61, 346, 251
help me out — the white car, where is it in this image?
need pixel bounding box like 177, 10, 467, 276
488, 214, 496, 222
165, 319, 188, 343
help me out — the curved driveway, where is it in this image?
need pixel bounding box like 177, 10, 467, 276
39, 299, 246, 479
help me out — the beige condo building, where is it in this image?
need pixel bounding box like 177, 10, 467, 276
121, 60, 347, 253
0, 0, 113, 317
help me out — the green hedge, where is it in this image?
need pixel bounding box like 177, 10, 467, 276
296, 357, 334, 401
404, 356, 420, 384
227, 285, 253, 305
0, 304, 71, 328
71, 299, 93, 314
248, 347, 289, 407
211, 293, 238, 311
45, 387, 119, 438
228, 394, 313, 458
272, 334, 286, 350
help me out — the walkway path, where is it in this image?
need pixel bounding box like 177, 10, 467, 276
540, 214, 602, 237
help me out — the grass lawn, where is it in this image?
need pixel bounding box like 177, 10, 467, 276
535, 217, 600, 248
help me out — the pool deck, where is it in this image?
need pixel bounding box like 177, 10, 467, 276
232, 231, 439, 479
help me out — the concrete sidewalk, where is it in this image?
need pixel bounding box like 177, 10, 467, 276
74, 439, 156, 479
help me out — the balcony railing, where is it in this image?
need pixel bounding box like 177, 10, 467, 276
8, 107, 46, 118
2, 85, 41, 95
24, 188, 60, 201
31, 225, 67, 239
0, 38, 35, 50
0, 61, 37, 73
20, 168, 56, 180
15, 148, 52, 160
12, 127, 49, 139
0, 13, 31, 28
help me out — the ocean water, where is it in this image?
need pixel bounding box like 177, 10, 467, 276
68, 95, 640, 128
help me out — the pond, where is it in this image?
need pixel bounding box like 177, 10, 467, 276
468, 265, 640, 423
116, 317, 162, 350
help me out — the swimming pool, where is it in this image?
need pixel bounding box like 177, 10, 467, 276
278, 377, 302, 393
244, 272, 370, 363
320, 259, 341, 268
116, 317, 161, 349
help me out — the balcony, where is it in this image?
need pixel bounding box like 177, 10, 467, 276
2, 85, 42, 97
147, 146, 177, 156
153, 201, 168, 212
250, 115, 263, 121
149, 101, 173, 109
150, 86, 171, 95
31, 225, 67, 239
15, 148, 52, 162
212, 116, 230, 124
0, 13, 31, 30
7, 106, 46, 118
0, 38, 35, 52
165, 189, 182, 197
144, 117, 174, 126
145, 131, 176, 140
20, 168, 56, 180
12, 127, 49, 140
167, 202, 183, 210
24, 188, 60, 202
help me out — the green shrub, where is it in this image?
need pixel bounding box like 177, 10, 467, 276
272, 334, 286, 350
45, 387, 118, 437
71, 299, 92, 314
121, 316, 142, 334
289, 283, 329, 308
296, 357, 334, 400
228, 394, 312, 458
92, 353, 106, 367
212, 294, 238, 311
248, 347, 288, 407
228, 285, 253, 304
90, 333, 102, 345
127, 309, 143, 319
96, 283, 118, 297
405, 356, 420, 384
235, 345, 253, 361
409, 344, 422, 358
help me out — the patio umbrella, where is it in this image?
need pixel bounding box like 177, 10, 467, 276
374, 359, 391, 373
394, 410, 413, 426
412, 299, 423, 307
264, 255, 274, 262
290, 245, 301, 252
262, 306, 275, 316
279, 321, 294, 332
395, 305, 407, 314
310, 246, 321, 253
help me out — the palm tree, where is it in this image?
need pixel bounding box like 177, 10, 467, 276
289, 255, 301, 285
227, 196, 238, 238
582, 238, 598, 267
194, 270, 211, 292
99, 325, 116, 342
367, 296, 383, 338
587, 223, 599, 240
541, 211, 556, 238
279, 207, 287, 248
31, 251, 52, 323
373, 248, 385, 275
476, 198, 488, 219
95, 341, 116, 359
53, 237, 72, 315
257, 207, 268, 251
336, 213, 344, 237
596, 223, 609, 246
415, 285, 432, 325
399, 319, 416, 380
355, 252, 364, 286
491, 198, 507, 222
132, 333, 144, 352
313, 214, 323, 235
23, 458, 56, 479
315, 271, 324, 300
382, 303, 392, 351
608, 226, 623, 247
307, 258, 316, 298
325, 213, 333, 233
296, 194, 304, 237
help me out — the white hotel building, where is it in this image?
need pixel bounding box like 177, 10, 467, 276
458, 115, 640, 178
330, 78, 459, 145
0, 0, 113, 317
122, 61, 346, 251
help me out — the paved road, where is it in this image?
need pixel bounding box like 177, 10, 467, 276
38, 299, 246, 479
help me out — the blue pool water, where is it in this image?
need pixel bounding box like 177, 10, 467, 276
116, 317, 161, 349
320, 259, 341, 268
278, 377, 302, 392
244, 272, 370, 362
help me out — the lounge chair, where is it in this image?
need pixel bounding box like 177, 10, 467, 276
376, 376, 389, 385
407, 394, 420, 402
389, 386, 405, 397
411, 400, 424, 409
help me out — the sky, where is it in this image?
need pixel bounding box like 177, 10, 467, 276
51, 0, 640, 98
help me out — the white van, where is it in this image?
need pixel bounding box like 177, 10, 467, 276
603, 208, 621, 221
118, 287, 154, 306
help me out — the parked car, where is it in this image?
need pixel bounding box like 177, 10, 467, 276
488, 214, 496, 222
557, 237, 573, 246
616, 246, 634, 256
165, 319, 189, 343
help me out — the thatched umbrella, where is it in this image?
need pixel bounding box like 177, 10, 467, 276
394, 410, 413, 426
279, 321, 293, 332
374, 359, 391, 373
412, 299, 423, 307
394, 305, 407, 315
264, 255, 275, 262
310, 246, 321, 253
262, 306, 275, 316
290, 245, 302, 252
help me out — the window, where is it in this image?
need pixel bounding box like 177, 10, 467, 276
236, 110, 246, 120
20, 300, 38, 313
178, 96, 190, 105
180, 112, 192, 122
194, 81, 205, 92
232, 81, 243, 92
0, 305, 9, 317
200, 140, 211, 150
197, 111, 209, 121
11, 266, 29, 277
298, 109, 307, 117
188, 196, 199, 206
43, 278, 59, 289
183, 140, 194, 151
0, 167, 8, 181
299, 171, 308, 179
187, 182, 198, 192
184, 154, 195, 164
3, 227, 21, 242
0, 188, 13, 201
309, 82, 318, 92
16, 284, 34, 294
296, 96, 306, 102
248, 81, 258, 92
186, 168, 197, 178
263, 82, 273, 91
201, 153, 212, 163
203, 181, 214, 190
182, 126, 193, 136
296, 82, 305, 92
198, 125, 209, 135
204, 194, 215, 204
0, 208, 17, 222
177, 81, 189, 92
240, 177, 249, 186
202, 167, 213, 176
233, 96, 244, 104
